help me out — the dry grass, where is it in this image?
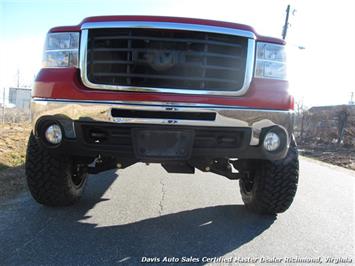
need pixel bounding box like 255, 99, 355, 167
299, 144, 355, 171
0, 123, 31, 170
0, 123, 31, 201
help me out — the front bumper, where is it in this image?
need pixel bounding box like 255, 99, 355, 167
32, 98, 293, 161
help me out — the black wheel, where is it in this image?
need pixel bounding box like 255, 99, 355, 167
239, 141, 299, 214
25, 132, 88, 206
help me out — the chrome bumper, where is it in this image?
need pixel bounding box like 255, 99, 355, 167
32, 98, 293, 146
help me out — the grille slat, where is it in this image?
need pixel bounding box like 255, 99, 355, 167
92, 72, 240, 84
91, 60, 240, 72
88, 48, 242, 60
91, 35, 243, 48
86, 28, 248, 91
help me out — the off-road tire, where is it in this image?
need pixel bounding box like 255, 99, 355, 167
25, 132, 88, 206
239, 141, 299, 215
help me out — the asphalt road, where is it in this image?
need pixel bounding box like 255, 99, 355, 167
0, 157, 354, 265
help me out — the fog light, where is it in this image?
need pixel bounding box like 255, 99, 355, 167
45, 124, 62, 144
263, 132, 280, 151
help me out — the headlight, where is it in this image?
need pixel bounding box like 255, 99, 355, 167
254, 42, 287, 80
42, 32, 79, 68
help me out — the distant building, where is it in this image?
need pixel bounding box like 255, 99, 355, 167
8, 87, 32, 110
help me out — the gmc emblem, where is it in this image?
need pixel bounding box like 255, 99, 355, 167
132, 50, 185, 71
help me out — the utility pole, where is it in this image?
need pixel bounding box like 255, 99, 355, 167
282, 4, 291, 40
2, 88, 5, 124
350, 92, 354, 105
16, 69, 20, 88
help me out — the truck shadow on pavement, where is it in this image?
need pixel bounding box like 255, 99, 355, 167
0, 170, 276, 265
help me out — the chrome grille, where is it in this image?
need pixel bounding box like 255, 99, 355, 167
85, 28, 249, 91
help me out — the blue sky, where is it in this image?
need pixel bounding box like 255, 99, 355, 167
1, 0, 286, 39
1, 0, 355, 106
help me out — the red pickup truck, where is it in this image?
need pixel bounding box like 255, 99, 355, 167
26, 16, 298, 214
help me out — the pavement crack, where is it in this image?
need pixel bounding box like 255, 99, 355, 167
7, 217, 54, 259
158, 175, 167, 216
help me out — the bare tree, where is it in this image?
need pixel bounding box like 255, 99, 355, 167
294, 98, 307, 143
337, 108, 349, 145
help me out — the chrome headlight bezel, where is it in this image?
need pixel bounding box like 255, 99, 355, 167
42, 32, 80, 68
254, 42, 287, 80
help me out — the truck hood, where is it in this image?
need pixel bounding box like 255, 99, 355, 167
49, 15, 284, 44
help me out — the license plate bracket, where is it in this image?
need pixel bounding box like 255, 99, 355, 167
132, 129, 194, 160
